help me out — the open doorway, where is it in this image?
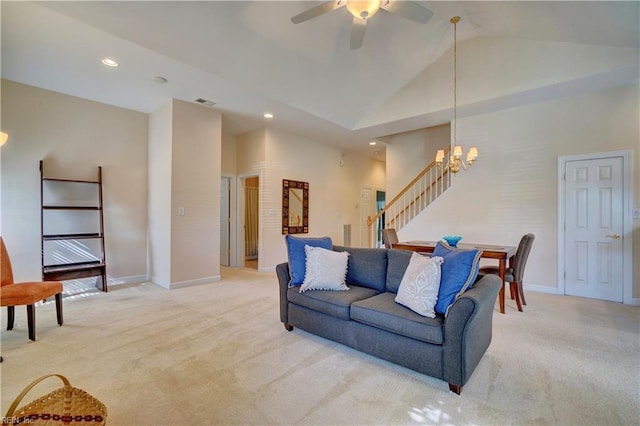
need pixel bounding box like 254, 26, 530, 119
244, 176, 259, 269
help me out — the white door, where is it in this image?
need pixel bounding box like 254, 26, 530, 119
564, 156, 624, 302
220, 177, 231, 266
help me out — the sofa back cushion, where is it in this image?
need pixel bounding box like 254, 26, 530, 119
385, 249, 415, 293
332, 246, 388, 292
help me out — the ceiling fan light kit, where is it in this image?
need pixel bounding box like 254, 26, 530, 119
346, 0, 381, 19
291, 0, 433, 50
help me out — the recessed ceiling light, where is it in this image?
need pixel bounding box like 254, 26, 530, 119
101, 58, 119, 67
264, 113, 274, 119
369, 141, 377, 146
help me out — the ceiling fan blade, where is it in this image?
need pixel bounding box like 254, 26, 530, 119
381, 1, 433, 24
291, 1, 345, 24
350, 17, 367, 50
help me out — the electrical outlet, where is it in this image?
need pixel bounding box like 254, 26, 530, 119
178, 207, 185, 216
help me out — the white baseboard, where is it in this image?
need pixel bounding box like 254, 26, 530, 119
169, 275, 221, 290
525, 283, 640, 306
152, 275, 221, 290
523, 283, 559, 295
625, 297, 640, 306
107, 274, 149, 287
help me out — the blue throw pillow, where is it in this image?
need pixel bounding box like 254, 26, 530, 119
433, 241, 482, 315
285, 235, 332, 286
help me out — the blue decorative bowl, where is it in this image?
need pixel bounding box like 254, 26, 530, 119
443, 235, 463, 247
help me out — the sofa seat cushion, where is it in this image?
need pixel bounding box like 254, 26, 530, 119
288, 285, 380, 320
351, 292, 444, 345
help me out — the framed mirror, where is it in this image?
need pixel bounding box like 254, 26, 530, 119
282, 179, 309, 234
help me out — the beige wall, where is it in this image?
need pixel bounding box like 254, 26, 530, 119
392, 83, 639, 298
383, 124, 450, 199
170, 100, 222, 286
236, 129, 266, 175
252, 127, 385, 271
221, 130, 237, 176
235, 127, 386, 270
0, 79, 148, 283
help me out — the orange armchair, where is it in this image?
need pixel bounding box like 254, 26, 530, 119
1, 237, 63, 341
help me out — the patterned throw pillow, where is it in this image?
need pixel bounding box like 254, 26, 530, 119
395, 252, 443, 318
299, 245, 350, 293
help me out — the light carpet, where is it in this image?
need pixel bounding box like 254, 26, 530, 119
1, 267, 638, 425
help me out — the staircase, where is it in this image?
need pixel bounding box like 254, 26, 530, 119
366, 148, 451, 247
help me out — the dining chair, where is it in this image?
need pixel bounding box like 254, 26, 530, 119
1, 237, 64, 341
479, 233, 535, 312
381, 228, 399, 248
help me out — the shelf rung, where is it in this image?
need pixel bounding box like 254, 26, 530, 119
43, 261, 104, 272
43, 233, 103, 241
43, 205, 101, 210
43, 177, 99, 184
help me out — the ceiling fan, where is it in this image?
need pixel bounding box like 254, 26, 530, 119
291, 0, 434, 50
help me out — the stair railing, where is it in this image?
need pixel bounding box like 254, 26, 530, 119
367, 148, 451, 247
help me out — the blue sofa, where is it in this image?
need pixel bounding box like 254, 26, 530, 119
276, 245, 502, 394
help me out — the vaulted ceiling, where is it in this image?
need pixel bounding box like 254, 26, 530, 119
2, 1, 638, 158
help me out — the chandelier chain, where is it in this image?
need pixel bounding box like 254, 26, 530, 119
453, 16, 457, 149
434, 16, 477, 174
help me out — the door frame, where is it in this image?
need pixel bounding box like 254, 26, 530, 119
221, 175, 236, 267
236, 173, 260, 268
557, 150, 633, 304
360, 185, 386, 248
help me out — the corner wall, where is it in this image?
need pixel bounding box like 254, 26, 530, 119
0, 79, 148, 283
170, 100, 222, 286
148, 101, 173, 286
148, 100, 222, 288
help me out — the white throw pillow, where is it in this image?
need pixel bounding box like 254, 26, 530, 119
395, 252, 443, 318
300, 245, 350, 293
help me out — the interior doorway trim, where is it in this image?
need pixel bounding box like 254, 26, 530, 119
237, 173, 260, 269
557, 149, 634, 305
221, 174, 237, 267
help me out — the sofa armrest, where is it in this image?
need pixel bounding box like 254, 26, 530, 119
442, 274, 501, 388
276, 262, 290, 324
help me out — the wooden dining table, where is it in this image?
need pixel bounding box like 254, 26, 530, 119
392, 241, 516, 314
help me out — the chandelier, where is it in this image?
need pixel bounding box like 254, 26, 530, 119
435, 16, 478, 174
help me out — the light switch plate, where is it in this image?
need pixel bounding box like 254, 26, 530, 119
633, 209, 640, 219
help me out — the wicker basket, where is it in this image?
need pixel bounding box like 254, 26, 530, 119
3, 374, 107, 425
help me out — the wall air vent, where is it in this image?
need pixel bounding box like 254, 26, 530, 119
195, 98, 216, 107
